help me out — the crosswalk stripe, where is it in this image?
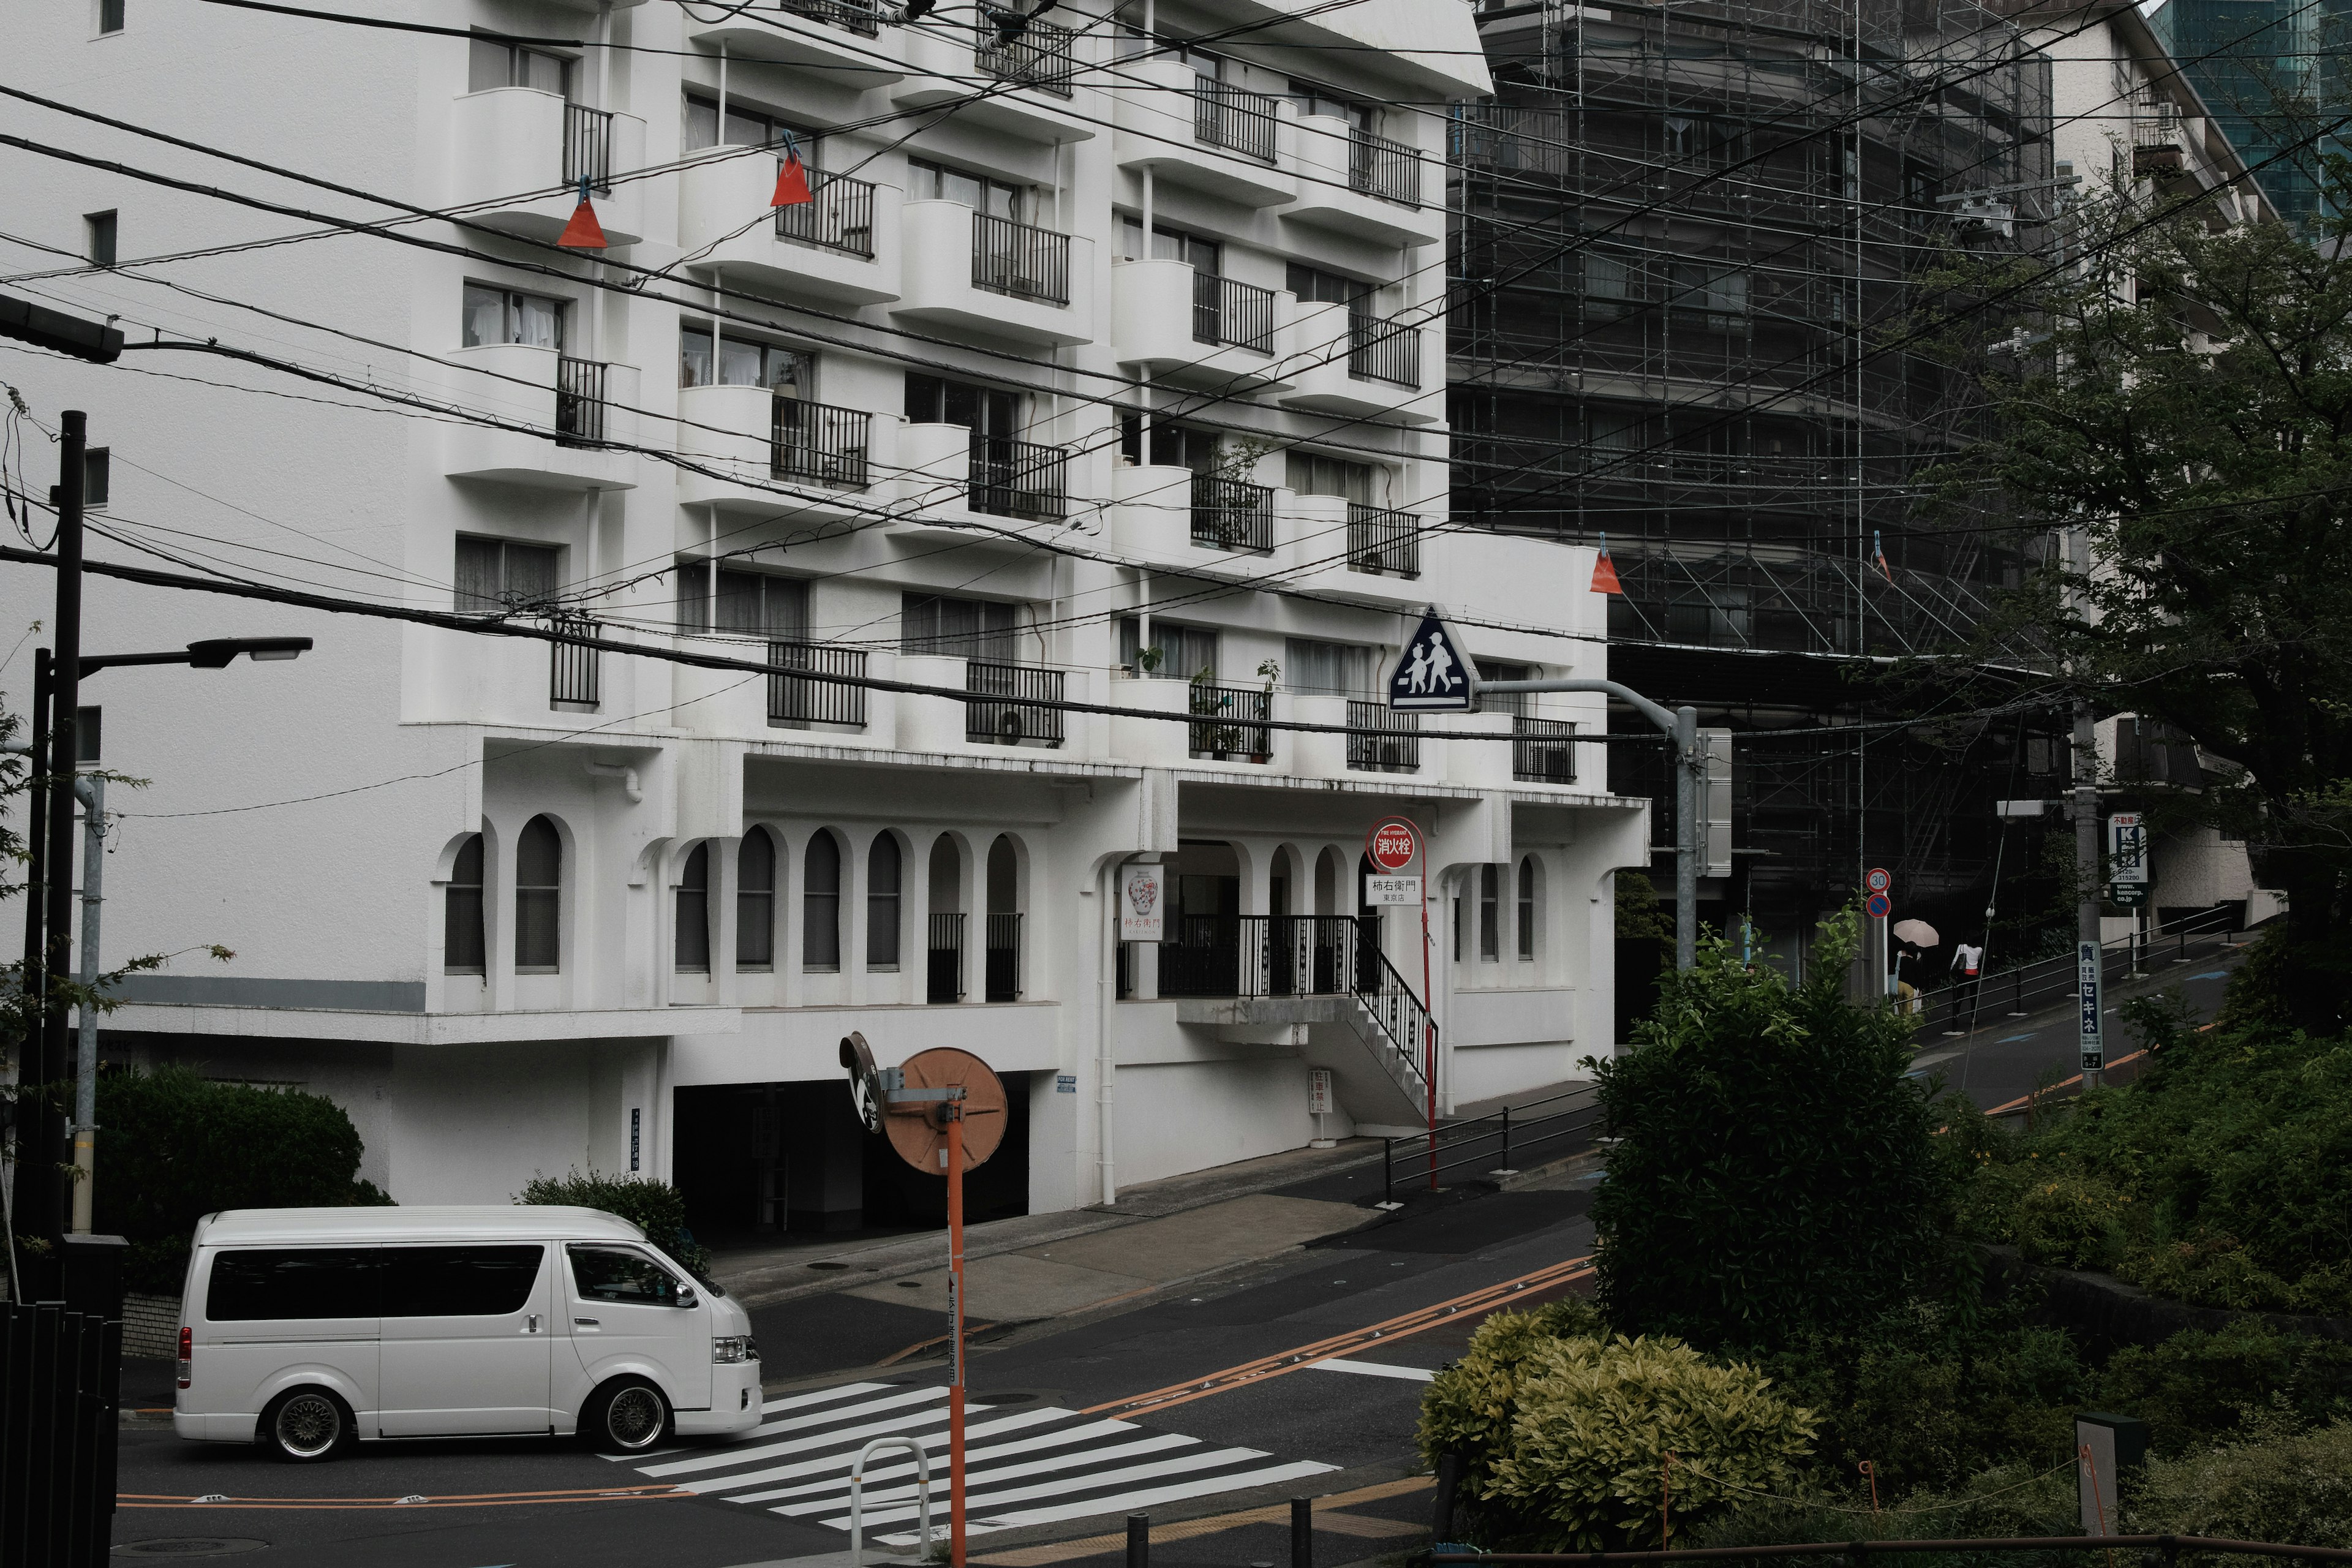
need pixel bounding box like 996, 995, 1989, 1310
773, 1433, 1199, 1518
641, 1388, 958, 1477
761, 1382, 894, 1417
828, 1444, 1279, 1529
872, 1461, 1341, 1546
722, 1414, 1145, 1505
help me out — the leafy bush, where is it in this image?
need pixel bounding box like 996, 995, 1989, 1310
1591, 910, 1948, 1350
1419, 1300, 1608, 1499
96, 1067, 392, 1294
516, 1169, 710, 1279
2126, 1417, 2352, 1547
2095, 1322, 2352, 1453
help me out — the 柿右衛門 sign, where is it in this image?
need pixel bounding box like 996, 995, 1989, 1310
1120, 863, 1164, 942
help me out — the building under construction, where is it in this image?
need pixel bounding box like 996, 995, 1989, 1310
1449, 0, 2064, 976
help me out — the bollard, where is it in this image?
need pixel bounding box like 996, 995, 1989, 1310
1433, 1452, 1462, 1544
1126, 1513, 1149, 1568
1291, 1496, 1313, 1568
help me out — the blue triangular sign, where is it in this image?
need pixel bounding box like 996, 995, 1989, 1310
1387, 611, 1477, 712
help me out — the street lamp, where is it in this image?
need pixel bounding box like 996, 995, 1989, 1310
80, 635, 314, 675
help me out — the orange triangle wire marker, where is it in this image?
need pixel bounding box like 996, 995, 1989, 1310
1591, 540, 1624, 595
557, 196, 608, 250
772, 153, 814, 207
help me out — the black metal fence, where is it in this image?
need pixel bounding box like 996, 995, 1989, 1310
1190, 473, 1274, 552
969, 433, 1068, 520
1348, 316, 1420, 387
927, 911, 964, 1001
555, 355, 609, 446
767, 639, 867, 727
775, 167, 878, 256
772, 395, 871, 487
1512, 716, 1578, 783
1905, 905, 2248, 1038
1187, 681, 1272, 760
1345, 502, 1421, 577
1382, 1085, 1600, 1202
563, 102, 614, 192
965, 658, 1066, 745
549, 616, 601, 707
1194, 80, 1279, 161
1348, 699, 1420, 772
975, 16, 1077, 96
1193, 271, 1277, 353
1437, 1536, 2352, 1567
985, 911, 1022, 1002
1349, 126, 1419, 205
971, 213, 1071, 303
777, 0, 881, 36
1, 1302, 121, 1568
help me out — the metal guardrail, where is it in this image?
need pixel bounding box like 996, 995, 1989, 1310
1348, 315, 1421, 386
1382, 1085, 1600, 1202
1, 1302, 120, 1567
563, 102, 613, 192
772, 394, 872, 487
1346, 503, 1421, 577
1187, 681, 1272, 760
1194, 80, 1279, 161
549, 614, 600, 707
1193, 271, 1277, 352
1438, 1536, 2352, 1566
984, 910, 1022, 1002
1349, 126, 1419, 205
775, 167, 878, 256
777, 0, 881, 37
766, 639, 866, 727
968, 433, 1068, 521
964, 658, 1066, 745
926, 911, 964, 1001
975, 15, 1077, 96
971, 212, 1071, 304
554, 355, 609, 446
1513, 715, 1578, 783
1190, 473, 1274, 552
1348, 698, 1420, 772
1904, 904, 2247, 1036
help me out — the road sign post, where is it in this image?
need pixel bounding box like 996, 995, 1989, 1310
1865, 869, 1892, 997
1366, 817, 1436, 1189
2078, 941, 2105, 1078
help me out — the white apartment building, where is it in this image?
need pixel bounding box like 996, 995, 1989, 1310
4, 0, 1649, 1236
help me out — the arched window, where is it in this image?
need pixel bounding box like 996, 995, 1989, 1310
1479, 864, 1500, 962
516, 816, 562, 972
803, 830, 842, 971
675, 843, 711, 973
867, 834, 902, 969
1517, 856, 1536, 960
737, 829, 776, 970
984, 835, 1020, 1002
445, 833, 486, 974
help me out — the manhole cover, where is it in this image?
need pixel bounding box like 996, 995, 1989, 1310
113, 1540, 268, 1558
807, 1261, 848, 1272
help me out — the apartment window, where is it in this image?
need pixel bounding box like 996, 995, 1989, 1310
96, 0, 125, 34
682, 91, 807, 153
1283, 80, 1373, 130
469, 37, 573, 97
82, 448, 110, 510
1286, 263, 1370, 309
1283, 637, 1376, 697
454, 537, 559, 614
715, 570, 809, 638
445, 834, 486, 974
1117, 618, 1217, 680
867, 834, 902, 970
737, 829, 777, 970
1517, 856, 1536, 960
803, 830, 843, 971
1286, 453, 1376, 505
1118, 417, 1220, 471
675, 843, 712, 973
84, 212, 116, 268
462, 285, 565, 351
907, 158, 1025, 221
901, 593, 1017, 661
1479, 864, 1500, 962
679, 325, 810, 393
514, 816, 562, 972
1117, 218, 1218, 271
903, 373, 1019, 434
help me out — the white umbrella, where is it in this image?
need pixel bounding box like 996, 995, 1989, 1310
1893, 919, 1940, 948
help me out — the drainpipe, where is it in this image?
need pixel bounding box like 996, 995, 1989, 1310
1098, 858, 1120, 1205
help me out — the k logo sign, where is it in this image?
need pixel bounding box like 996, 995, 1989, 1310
1389, 612, 1477, 712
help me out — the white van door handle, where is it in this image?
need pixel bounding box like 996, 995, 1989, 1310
526, 1314, 541, 1333
575, 1317, 600, 1329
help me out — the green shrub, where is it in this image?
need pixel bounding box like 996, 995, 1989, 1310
1591, 910, 1948, 1351
516, 1169, 709, 1279
2125, 1417, 2352, 1547
2093, 1321, 2352, 1452
1419, 1301, 1609, 1499
1695, 1460, 2079, 1564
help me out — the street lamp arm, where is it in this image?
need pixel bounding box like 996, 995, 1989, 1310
1472, 676, 1679, 738
81, 635, 312, 676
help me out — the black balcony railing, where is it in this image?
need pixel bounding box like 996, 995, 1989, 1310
968, 434, 1068, 521
1349, 126, 1419, 206
775, 167, 878, 257
555, 356, 609, 447
775, 0, 881, 37
1194, 80, 1278, 162
1512, 715, 1578, 783
1345, 503, 1421, 578
1187, 682, 1272, 760
971, 213, 1071, 304
965, 659, 1066, 746
1191, 272, 1276, 353
1348, 316, 1420, 387
1348, 699, 1419, 772
984, 911, 1022, 1002
975, 15, 1077, 96
767, 640, 867, 728
927, 911, 965, 1002
1158, 914, 1244, 998
772, 395, 871, 488
551, 615, 601, 708
1189, 473, 1274, 553
563, 103, 614, 194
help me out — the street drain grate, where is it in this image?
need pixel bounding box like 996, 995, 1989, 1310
112, 1540, 269, 1558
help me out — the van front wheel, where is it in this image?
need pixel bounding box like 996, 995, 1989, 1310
259, 1387, 353, 1462
582, 1377, 671, 1453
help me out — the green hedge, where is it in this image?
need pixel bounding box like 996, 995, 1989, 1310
515, 1169, 710, 1280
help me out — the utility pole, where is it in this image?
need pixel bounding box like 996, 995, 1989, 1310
70, 774, 104, 1234
2074, 696, 2104, 1090
32, 409, 86, 1254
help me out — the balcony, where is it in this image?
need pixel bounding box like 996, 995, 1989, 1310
550, 616, 600, 710
984, 912, 1023, 1002
1160, 915, 1369, 1000
446, 89, 646, 246
1278, 303, 1441, 423
969, 434, 1068, 522
927, 913, 965, 1001
1190, 473, 1274, 554
1110, 260, 1289, 391
1344, 504, 1421, 578
965, 660, 1065, 747
674, 384, 885, 521
1107, 463, 1270, 570
893, 20, 1095, 143
1112, 58, 1295, 208
444, 344, 637, 490
1281, 494, 1428, 608
682, 0, 903, 84
1346, 699, 1420, 774
678, 153, 899, 304
767, 640, 869, 729
1512, 717, 1578, 785
1284, 116, 1439, 246
1186, 682, 1272, 762
894, 202, 1092, 345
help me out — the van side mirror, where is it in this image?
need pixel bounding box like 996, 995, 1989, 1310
676, 1286, 700, 1310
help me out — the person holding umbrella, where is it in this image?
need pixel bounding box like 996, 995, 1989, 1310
1892, 919, 1940, 1019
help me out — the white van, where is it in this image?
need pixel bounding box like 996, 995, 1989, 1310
174, 1205, 763, 1461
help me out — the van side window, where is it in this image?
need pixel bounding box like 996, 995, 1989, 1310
382, 1245, 545, 1317
567, 1244, 680, 1305
206, 1248, 381, 1321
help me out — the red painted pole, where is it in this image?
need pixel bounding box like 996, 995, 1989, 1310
1420, 836, 1436, 1192
948, 1109, 968, 1568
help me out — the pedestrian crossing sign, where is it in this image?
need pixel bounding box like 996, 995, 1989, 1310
1388, 612, 1477, 712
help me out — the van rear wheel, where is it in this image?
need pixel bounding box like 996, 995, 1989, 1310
259, 1387, 352, 1462
582, 1376, 671, 1453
